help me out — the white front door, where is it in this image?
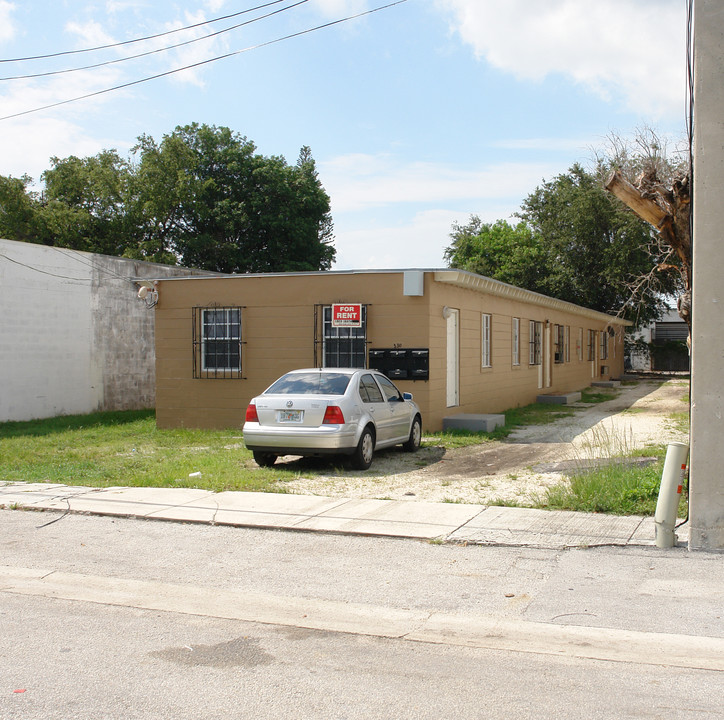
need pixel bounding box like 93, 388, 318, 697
446, 309, 459, 407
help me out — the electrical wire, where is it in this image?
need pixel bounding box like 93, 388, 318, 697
0, 245, 155, 285
0, 0, 290, 63
49, 245, 141, 282
0, 0, 309, 82
0, 251, 89, 282
0, 0, 408, 123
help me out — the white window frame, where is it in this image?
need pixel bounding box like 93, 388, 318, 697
512, 317, 520, 366
199, 307, 242, 374
481, 313, 492, 368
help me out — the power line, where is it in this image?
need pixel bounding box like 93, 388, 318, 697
0, 0, 309, 82
0, 0, 290, 63
0, 0, 409, 123
0, 251, 89, 282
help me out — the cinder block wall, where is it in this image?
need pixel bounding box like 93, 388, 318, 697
0, 239, 209, 422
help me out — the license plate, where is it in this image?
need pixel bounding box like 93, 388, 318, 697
279, 410, 303, 423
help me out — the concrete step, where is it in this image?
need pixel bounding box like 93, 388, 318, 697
442, 413, 506, 432
536, 391, 582, 405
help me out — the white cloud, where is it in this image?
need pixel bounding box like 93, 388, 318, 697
333, 209, 457, 269
437, 0, 686, 119
0, 115, 122, 183
105, 1, 148, 13
311, 0, 370, 19
320, 153, 559, 213
160, 9, 230, 87
0, 1, 17, 43
65, 20, 117, 48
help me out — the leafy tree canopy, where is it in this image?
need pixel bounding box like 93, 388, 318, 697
0, 123, 335, 273
445, 163, 678, 327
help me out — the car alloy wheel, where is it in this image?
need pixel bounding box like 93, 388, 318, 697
352, 427, 375, 470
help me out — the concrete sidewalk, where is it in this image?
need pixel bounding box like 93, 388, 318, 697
0, 481, 688, 549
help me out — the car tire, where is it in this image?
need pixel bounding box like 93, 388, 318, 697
403, 415, 422, 452
351, 426, 375, 470
253, 451, 277, 467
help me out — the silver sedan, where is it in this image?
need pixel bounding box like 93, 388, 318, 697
243, 368, 422, 470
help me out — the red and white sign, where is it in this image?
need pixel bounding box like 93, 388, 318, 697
331, 303, 362, 327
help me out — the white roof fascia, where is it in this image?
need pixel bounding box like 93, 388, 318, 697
434, 270, 631, 326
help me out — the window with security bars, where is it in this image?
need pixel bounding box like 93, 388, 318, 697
323, 305, 367, 368
588, 330, 596, 361
529, 321, 542, 365
554, 324, 565, 363
193, 307, 243, 378
600, 330, 609, 360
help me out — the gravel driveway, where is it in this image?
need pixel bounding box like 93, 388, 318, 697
274, 379, 690, 505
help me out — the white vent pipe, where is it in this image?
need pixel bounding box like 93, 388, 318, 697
654, 442, 689, 548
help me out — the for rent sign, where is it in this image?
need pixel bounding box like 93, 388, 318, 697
331, 303, 362, 327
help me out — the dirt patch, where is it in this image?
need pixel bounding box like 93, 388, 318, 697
277, 379, 690, 506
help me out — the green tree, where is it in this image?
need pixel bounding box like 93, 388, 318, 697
130, 124, 335, 272
40, 150, 133, 256
0, 124, 335, 273
0, 175, 43, 242
443, 217, 549, 290
445, 164, 675, 327
518, 164, 674, 325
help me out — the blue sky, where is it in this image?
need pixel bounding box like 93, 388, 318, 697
0, 0, 687, 269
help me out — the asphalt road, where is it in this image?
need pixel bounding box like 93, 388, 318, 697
2, 509, 723, 719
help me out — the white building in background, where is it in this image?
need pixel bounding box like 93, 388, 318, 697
0, 238, 211, 422
627, 307, 690, 373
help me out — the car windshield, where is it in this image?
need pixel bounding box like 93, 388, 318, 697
265, 372, 351, 396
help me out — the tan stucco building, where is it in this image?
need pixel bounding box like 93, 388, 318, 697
152, 269, 627, 431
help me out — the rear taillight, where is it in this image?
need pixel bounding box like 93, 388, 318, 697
245, 403, 259, 422
323, 405, 345, 424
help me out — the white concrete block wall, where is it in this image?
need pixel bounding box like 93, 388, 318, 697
1, 240, 100, 420
1, 239, 209, 422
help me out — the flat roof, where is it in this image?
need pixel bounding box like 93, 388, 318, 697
141, 267, 630, 326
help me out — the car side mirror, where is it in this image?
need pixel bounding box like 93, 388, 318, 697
403, 392, 413, 401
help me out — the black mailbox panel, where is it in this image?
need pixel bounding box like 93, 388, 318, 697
368, 348, 429, 381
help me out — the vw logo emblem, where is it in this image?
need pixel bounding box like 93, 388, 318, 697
286, 400, 293, 408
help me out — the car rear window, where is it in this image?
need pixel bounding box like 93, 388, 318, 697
265, 372, 351, 396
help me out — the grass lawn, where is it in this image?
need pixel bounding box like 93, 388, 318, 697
0, 410, 294, 493
0, 401, 578, 492
1, 382, 689, 517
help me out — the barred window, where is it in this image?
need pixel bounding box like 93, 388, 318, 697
554, 324, 565, 364
323, 305, 367, 368
193, 307, 243, 378
600, 329, 609, 360
588, 330, 596, 361
529, 321, 542, 366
